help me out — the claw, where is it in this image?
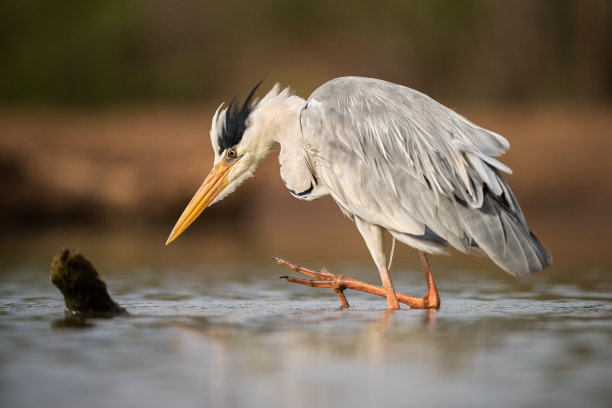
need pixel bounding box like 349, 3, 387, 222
274, 256, 441, 309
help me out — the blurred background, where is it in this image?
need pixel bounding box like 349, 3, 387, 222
0, 0, 611, 268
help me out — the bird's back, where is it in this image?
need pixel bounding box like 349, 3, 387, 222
300, 76, 551, 275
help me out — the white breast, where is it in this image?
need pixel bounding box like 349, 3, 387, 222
278, 141, 327, 201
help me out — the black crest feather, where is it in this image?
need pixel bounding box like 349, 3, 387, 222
218, 79, 265, 154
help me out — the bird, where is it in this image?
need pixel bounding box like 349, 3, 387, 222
166, 76, 552, 309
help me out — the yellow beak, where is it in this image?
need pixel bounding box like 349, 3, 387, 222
166, 160, 237, 245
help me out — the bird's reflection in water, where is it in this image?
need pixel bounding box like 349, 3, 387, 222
371, 307, 437, 330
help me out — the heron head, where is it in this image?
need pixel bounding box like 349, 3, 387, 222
166, 80, 275, 245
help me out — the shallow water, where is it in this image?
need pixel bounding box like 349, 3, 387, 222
1, 234, 611, 408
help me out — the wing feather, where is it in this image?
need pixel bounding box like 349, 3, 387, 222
304, 76, 510, 208
301, 77, 551, 273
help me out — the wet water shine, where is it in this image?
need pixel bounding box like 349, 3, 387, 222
1, 257, 611, 408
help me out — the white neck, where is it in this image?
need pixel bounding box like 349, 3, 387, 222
246, 85, 306, 155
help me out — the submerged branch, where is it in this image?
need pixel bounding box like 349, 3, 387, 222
50, 248, 128, 318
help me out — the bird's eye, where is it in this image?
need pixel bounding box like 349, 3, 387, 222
227, 148, 237, 158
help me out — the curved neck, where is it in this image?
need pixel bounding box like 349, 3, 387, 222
249, 88, 306, 151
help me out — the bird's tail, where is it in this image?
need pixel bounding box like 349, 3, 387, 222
458, 193, 552, 276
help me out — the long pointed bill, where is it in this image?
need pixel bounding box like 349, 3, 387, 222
166, 161, 236, 245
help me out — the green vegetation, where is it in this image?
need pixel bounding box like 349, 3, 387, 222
0, 0, 609, 105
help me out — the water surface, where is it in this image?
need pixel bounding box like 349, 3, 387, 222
0, 233, 611, 408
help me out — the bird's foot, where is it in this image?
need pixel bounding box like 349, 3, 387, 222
274, 257, 440, 309
275, 257, 349, 307
280, 274, 350, 308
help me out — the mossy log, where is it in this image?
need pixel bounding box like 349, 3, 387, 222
50, 248, 127, 317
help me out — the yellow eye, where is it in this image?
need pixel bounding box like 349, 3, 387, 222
227, 148, 237, 158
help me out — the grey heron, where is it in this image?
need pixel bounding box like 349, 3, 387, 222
166, 77, 552, 309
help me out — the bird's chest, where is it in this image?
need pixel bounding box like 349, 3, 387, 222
278, 146, 321, 200
279, 161, 315, 199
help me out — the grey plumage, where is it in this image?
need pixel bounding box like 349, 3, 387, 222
300, 77, 551, 275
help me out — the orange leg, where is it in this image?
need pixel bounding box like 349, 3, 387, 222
276, 251, 440, 309
378, 264, 400, 310
418, 251, 440, 309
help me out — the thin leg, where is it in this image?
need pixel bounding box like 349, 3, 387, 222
378, 264, 400, 310
276, 257, 440, 309
418, 251, 440, 308
353, 219, 401, 310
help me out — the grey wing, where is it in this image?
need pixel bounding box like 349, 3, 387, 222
301, 77, 551, 275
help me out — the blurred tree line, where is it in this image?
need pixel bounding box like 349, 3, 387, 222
0, 0, 610, 105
